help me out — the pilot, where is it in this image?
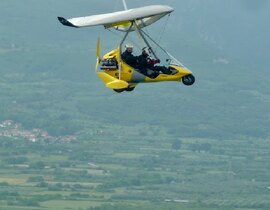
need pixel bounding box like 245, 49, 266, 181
121, 44, 139, 68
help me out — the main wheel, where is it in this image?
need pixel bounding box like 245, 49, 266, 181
113, 86, 135, 93
125, 87, 135, 92
182, 74, 195, 86
113, 89, 125, 93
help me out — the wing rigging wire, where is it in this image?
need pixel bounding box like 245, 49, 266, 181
107, 28, 141, 50
104, 8, 184, 66
141, 14, 170, 59
141, 29, 187, 68
113, 0, 121, 12
155, 14, 170, 53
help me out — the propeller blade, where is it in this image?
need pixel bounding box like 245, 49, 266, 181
96, 37, 101, 59
95, 37, 101, 71
96, 57, 100, 70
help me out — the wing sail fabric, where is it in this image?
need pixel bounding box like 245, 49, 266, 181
58, 5, 173, 31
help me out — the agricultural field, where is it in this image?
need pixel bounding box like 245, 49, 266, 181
0, 129, 269, 210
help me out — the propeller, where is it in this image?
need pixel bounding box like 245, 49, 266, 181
95, 37, 101, 71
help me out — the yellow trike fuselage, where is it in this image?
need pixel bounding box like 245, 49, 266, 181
97, 47, 193, 90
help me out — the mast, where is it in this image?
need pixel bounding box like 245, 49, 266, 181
133, 21, 159, 59
122, 0, 128, 10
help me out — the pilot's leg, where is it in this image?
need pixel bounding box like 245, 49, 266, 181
146, 68, 159, 79
138, 68, 147, 76
152, 66, 171, 74
154, 66, 178, 75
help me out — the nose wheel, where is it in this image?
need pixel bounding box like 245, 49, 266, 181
182, 74, 195, 86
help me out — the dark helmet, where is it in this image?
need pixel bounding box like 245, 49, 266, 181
142, 47, 149, 56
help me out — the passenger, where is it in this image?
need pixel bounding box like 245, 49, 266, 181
138, 47, 172, 78
137, 48, 157, 78
121, 44, 139, 68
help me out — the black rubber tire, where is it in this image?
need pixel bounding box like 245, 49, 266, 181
125, 87, 135, 92
182, 74, 195, 86
113, 89, 125, 93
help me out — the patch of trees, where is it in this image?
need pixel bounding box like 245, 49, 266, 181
0, 191, 19, 200
171, 139, 182, 150
0, 182, 9, 186
3, 156, 28, 164
29, 161, 45, 169
188, 143, 212, 152
27, 176, 44, 182
53, 168, 93, 182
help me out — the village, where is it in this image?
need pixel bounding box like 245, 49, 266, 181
0, 120, 76, 142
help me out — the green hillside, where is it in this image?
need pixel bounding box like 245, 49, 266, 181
1, 0, 269, 138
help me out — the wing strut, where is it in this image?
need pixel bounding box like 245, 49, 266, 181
133, 21, 159, 60
118, 24, 134, 81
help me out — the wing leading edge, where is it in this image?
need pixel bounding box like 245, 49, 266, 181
57, 5, 173, 31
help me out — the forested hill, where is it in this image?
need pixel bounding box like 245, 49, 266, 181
0, 0, 269, 139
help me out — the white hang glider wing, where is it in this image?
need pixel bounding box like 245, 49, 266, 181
58, 5, 173, 31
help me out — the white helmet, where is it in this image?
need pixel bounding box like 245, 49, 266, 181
125, 43, 134, 49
